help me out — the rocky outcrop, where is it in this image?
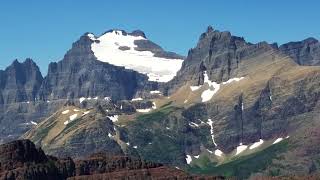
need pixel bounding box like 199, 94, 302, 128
0, 58, 43, 104
0, 140, 221, 180
165, 26, 275, 94
279, 38, 320, 65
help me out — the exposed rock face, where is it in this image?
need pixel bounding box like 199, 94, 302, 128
0, 140, 220, 180
39, 34, 157, 101
0, 59, 43, 104
165, 26, 274, 94
279, 38, 320, 65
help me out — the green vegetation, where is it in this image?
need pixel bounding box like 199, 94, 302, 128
135, 105, 180, 123
188, 140, 289, 179
32, 121, 57, 143
127, 105, 186, 165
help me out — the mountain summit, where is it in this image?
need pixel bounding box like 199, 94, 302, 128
88, 29, 184, 82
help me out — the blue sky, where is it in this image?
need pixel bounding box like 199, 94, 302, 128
0, 0, 319, 74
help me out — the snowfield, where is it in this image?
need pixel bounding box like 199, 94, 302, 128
89, 31, 184, 82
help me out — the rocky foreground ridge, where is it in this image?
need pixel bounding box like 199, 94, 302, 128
0, 139, 222, 180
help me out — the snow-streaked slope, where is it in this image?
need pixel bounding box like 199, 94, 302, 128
89, 30, 184, 82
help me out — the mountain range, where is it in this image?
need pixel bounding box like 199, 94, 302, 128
1, 26, 320, 179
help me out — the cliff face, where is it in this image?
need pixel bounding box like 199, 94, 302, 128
279, 38, 320, 66
165, 26, 274, 95
0, 59, 43, 104
39, 34, 157, 101
0, 140, 220, 180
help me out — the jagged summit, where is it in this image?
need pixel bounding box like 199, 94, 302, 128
100, 29, 147, 39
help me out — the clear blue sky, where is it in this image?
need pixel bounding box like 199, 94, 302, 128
0, 0, 319, 74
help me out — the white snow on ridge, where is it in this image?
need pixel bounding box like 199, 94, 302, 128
150, 90, 161, 94
108, 115, 119, 122
89, 31, 184, 82
132, 97, 143, 101
215, 149, 223, 157
200, 71, 244, 102
79, 97, 86, 104
62, 110, 70, 114
236, 143, 248, 155
273, 138, 283, 144
222, 77, 245, 85
136, 108, 152, 113
189, 122, 199, 127
190, 86, 201, 91
69, 114, 78, 121
64, 114, 78, 125
186, 155, 192, 164
249, 139, 264, 149
152, 102, 157, 109
201, 72, 220, 102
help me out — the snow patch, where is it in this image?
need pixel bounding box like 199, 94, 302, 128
190, 86, 201, 91
222, 77, 245, 85
93, 97, 98, 100
74, 109, 80, 112
64, 114, 78, 125
189, 122, 199, 127
136, 108, 151, 113
207, 119, 217, 146
133, 146, 138, 149
201, 71, 220, 102
206, 149, 213, 154
194, 155, 200, 159
132, 97, 143, 101
108, 115, 119, 122
79, 97, 86, 103
249, 139, 264, 149
150, 90, 161, 94
273, 138, 283, 144
31, 121, 38, 126
62, 110, 70, 115
200, 72, 244, 102
90, 31, 184, 82
186, 155, 192, 164
69, 114, 78, 121
215, 149, 223, 157
152, 102, 157, 109
236, 144, 248, 155
82, 111, 90, 116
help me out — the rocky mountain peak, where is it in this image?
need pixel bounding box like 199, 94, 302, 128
279, 37, 320, 65
129, 29, 147, 38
